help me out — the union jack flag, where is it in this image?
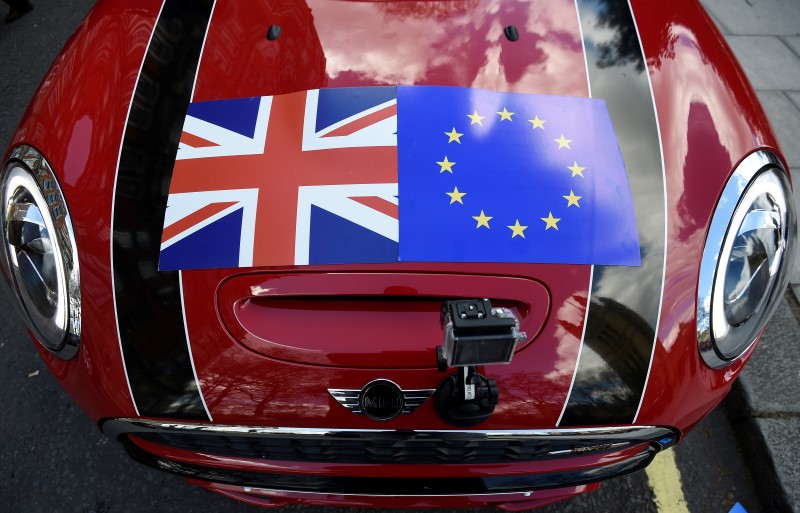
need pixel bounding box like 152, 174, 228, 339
159, 87, 399, 270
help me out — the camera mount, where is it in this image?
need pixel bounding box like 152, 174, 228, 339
434, 299, 526, 426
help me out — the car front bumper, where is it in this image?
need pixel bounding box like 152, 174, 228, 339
105, 418, 678, 507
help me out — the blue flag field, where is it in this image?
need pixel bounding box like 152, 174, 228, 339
397, 85, 640, 266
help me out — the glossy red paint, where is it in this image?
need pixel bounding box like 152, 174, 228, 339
7, 0, 164, 422
4, 0, 789, 508
190, 479, 601, 510
192, 0, 590, 102
181, 0, 592, 430
629, 0, 783, 429
186, 263, 587, 428
218, 272, 549, 368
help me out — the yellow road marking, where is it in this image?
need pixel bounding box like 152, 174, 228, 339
646, 448, 690, 513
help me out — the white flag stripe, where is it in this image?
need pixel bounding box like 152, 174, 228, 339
176, 96, 272, 160
161, 188, 258, 267
161, 203, 242, 249
295, 183, 399, 265
163, 188, 256, 224
301, 90, 397, 151
314, 99, 397, 138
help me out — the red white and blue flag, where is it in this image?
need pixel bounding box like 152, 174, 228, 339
159, 87, 400, 270
160, 86, 641, 270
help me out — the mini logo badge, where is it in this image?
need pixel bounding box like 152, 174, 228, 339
328, 380, 435, 421
360, 380, 404, 421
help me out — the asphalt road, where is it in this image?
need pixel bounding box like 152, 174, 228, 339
0, 1, 771, 512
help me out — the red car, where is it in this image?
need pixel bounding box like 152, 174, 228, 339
1, 0, 795, 509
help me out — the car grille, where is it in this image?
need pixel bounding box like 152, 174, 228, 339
133, 431, 644, 464
119, 435, 663, 496
106, 420, 679, 495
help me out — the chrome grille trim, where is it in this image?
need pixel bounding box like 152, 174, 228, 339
239, 486, 542, 499
105, 418, 676, 444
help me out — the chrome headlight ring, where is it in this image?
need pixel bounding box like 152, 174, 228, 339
697, 150, 797, 369
1, 145, 80, 359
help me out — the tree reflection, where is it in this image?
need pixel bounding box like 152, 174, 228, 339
645, 21, 679, 71
377, 0, 478, 20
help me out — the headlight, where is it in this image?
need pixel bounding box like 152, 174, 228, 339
1, 146, 80, 359
697, 150, 796, 369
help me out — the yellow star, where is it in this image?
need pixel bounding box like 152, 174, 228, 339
473, 210, 492, 229
563, 190, 582, 207
467, 110, 485, 125
554, 134, 572, 149
567, 161, 585, 178
446, 186, 466, 204
507, 219, 528, 238
528, 115, 546, 129
541, 212, 561, 230
437, 156, 456, 173
445, 127, 463, 143
497, 108, 514, 121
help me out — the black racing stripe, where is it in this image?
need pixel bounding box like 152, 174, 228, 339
560, 0, 665, 425
112, 0, 214, 420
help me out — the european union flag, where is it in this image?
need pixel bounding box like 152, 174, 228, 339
397, 86, 640, 266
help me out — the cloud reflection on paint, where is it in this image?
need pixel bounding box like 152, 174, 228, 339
309, 0, 588, 96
